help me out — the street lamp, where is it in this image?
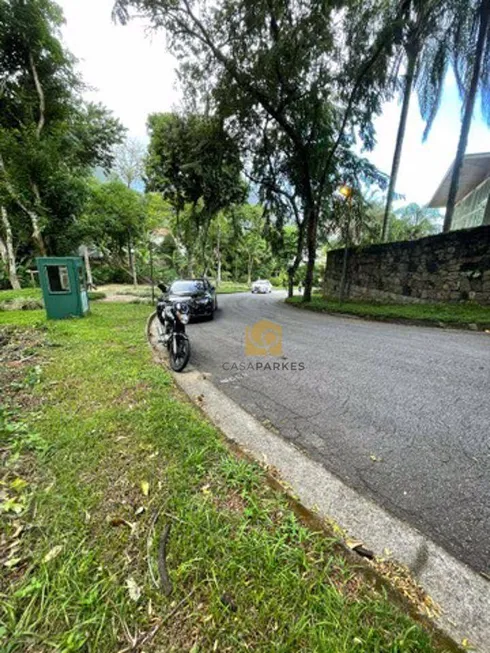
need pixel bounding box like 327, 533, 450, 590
338, 184, 353, 200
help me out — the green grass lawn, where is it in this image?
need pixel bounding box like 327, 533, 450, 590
215, 281, 250, 294
0, 288, 105, 311
286, 295, 490, 329
0, 304, 449, 652
0, 287, 42, 302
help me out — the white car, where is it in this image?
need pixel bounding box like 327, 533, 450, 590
251, 279, 272, 294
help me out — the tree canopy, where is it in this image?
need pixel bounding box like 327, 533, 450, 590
0, 0, 124, 287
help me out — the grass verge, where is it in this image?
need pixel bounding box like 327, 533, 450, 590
0, 304, 449, 652
286, 295, 490, 330
215, 282, 249, 294
0, 288, 105, 312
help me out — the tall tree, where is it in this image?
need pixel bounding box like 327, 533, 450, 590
0, 0, 125, 264
114, 0, 402, 301
443, 0, 490, 231
146, 112, 245, 276
79, 180, 146, 284
381, 0, 446, 241
0, 0, 73, 254
111, 137, 147, 283
0, 204, 20, 289
112, 136, 146, 189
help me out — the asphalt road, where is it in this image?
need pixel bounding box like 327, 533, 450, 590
187, 291, 490, 575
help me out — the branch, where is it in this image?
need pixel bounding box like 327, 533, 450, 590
177, 0, 306, 155
29, 51, 45, 139
0, 154, 37, 222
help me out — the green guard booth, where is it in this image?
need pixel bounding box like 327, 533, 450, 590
36, 257, 89, 320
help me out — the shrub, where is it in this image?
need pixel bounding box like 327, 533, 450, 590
270, 274, 287, 288
91, 263, 132, 285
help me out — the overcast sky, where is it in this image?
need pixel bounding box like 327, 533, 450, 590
59, 0, 490, 207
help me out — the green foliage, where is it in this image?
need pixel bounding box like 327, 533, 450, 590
145, 112, 245, 276
357, 201, 443, 245
80, 180, 146, 250
0, 0, 125, 273
114, 0, 396, 301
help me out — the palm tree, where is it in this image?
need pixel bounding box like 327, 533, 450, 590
443, 0, 490, 231
382, 0, 446, 242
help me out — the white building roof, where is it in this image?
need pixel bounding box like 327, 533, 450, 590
428, 152, 490, 208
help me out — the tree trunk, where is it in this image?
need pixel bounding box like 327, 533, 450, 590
29, 51, 46, 139
216, 225, 221, 286
302, 202, 317, 302
444, 0, 490, 232
128, 232, 138, 286
0, 154, 46, 255
187, 248, 194, 277
339, 207, 352, 303
0, 235, 7, 266
30, 181, 47, 255
28, 49, 48, 254
382, 48, 417, 241
287, 217, 306, 298
81, 244, 94, 289
247, 255, 252, 285
1, 206, 21, 289
322, 249, 328, 298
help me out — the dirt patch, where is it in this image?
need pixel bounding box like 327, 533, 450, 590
0, 326, 47, 407
0, 326, 48, 592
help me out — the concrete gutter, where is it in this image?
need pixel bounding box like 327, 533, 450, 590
147, 314, 489, 652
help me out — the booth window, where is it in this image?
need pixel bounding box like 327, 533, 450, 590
46, 265, 70, 293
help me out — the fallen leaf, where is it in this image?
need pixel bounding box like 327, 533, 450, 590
126, 577, 141, 602
370, 454, 378, 462
10, 478, 28, 492
135, 506, 145, 516
0, 498, 24, 514
108, 517, 131, 528
141, 480, 150, 497
346, 539, 364, 550
43, 545, 62, 563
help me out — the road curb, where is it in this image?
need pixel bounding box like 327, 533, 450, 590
147, 313, 488, 652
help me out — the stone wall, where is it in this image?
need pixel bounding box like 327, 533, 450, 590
324, 225, 490, 304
